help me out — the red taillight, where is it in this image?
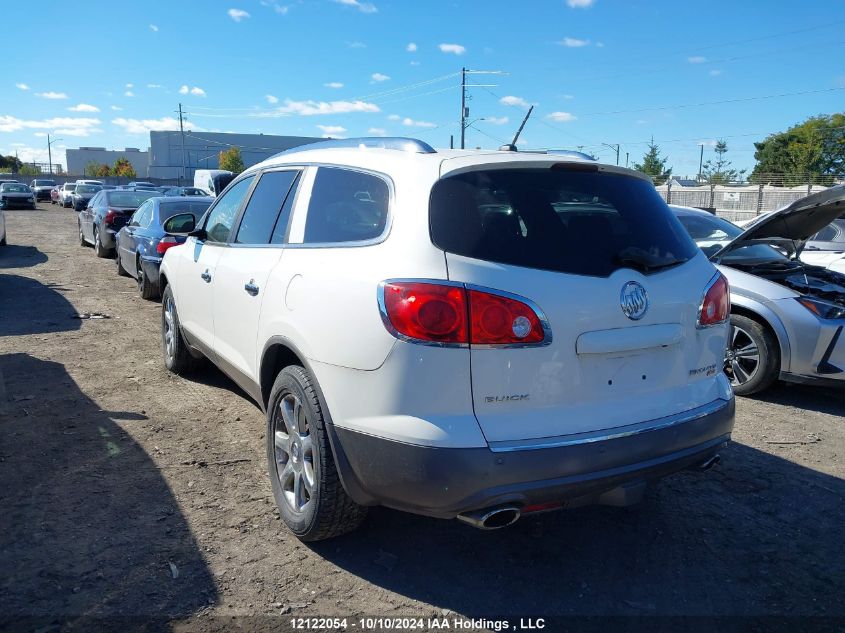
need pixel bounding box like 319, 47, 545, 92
104, 209, 119, 224
156, 236, 179, 255
698, 272, 730, 327
380, 281, 548, 346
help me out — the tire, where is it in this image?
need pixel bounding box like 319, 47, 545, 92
78, 222, 88, 247
725, 314, 779, 396
0, 235, 6, 246
138, 259, 158, 300
115, 249, 130, 276
161, 285, 202, 374
93, 226, 110, 258
267, 366, 367, 541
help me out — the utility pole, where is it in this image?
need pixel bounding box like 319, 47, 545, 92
177, 103, 187, 186
697, 143, 705, 182
460, 68, 467, 150
602, 143, 620, 165
510, 105, 534, 147
47, 133, 53, 175
625, 152, 629, 168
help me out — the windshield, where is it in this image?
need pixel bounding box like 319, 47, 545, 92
159, 200, 212, 221
75, 185, 101, 194
675, 211, 788, 262
63, 184, 75, 190
807, 219, 845, 249
430, 168, 697, 277
34, 180, 56, 186
107, 191, 159, 207
2, 184, 30, 193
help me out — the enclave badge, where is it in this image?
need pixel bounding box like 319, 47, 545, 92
620, 281, 648, 320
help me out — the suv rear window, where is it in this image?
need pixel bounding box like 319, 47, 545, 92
430, 168, 697, 277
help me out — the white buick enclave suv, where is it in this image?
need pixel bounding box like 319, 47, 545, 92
159, 138, 735, 541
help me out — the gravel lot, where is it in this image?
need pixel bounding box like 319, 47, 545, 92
1, 205, 844, 630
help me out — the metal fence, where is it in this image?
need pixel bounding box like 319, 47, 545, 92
656, 182, 833, 223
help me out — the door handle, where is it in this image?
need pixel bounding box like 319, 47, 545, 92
244, 280, 259, 296
201, 270, 212, 283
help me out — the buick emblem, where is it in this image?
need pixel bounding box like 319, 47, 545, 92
620, 281, 648, 320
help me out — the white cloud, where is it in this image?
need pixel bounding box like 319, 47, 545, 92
149, 24, 159, 32
709, 69, 722, 76
324, 82, 344, 89
333, 0, 377, 13
402, 117, 436, 128
500, 95, 531, 108
266, 94, 279, 104
563, 94, 575, 99
124, 91, 135, 97
596, 41, 604, 47
0, 115, 102, 137
125, 83, 134, 88
260, 0, 290, 14
387, 114, 401, 121
267, 99, 380, 116
566, 0, 595, 7
35, 91, 68, 100
410, 60, 421, 66
112, 116, 201, 135
110, 105, 123, 111
687, 56, 707, 64
484, 116, 509, 125
68, 103, 100, 113
15, 83, 29, 91
227, 8, 250, 21
347, 41, 366, 48
439, 43, 466, 55
316, 124, 347, 137
371, 73, 390, 82
368, 127, 387, 136
560, 37, 589, 47
547, 111, 577, 122
406, 42, 417, 52
33, 132, 47, 138
179, 85, 206, 97
147, 83, 163, 88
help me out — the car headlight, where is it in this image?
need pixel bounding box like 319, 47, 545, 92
797, 297, 845, 320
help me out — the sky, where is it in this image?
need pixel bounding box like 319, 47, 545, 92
1, 0, 843, 176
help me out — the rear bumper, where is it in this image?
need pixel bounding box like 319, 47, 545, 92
329, 397, 735, 519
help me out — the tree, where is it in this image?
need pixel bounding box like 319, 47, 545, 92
218, 146, 244, 174
701, 139, 745, 184
0, 154, 23, 172
85, 161, 111, 178
751, 113, 845, 186
111, 157, 136, 178
632, 138, 672, 185
19, 164, 40, 176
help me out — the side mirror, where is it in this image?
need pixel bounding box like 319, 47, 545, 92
163, 213, 198, 236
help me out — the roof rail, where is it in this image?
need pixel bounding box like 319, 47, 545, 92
273, 137, 436, 158
546, 149, 598, 161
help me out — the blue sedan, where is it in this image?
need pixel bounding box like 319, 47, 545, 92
115, 196, 213, 300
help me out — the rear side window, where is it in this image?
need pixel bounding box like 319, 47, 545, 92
430, 168, 697, 277
303, 167, 389, 244
235, 170, 299, 244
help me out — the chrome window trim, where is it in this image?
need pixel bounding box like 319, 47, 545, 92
232, 166, 302, 246
696, 271, 730, 329
376, 278, 553, 349
488, 398, 732, 453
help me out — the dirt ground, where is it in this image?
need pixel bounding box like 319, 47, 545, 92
1, 205, 844, 631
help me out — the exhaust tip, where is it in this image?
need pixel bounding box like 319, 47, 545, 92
695, 454, 721, 472
458, 506, 521, 530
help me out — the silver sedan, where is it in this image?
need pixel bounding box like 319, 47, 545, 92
670, 186, 845, 395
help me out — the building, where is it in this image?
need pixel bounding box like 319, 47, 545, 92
147, 131, 322, 181
66, 147, 149, 177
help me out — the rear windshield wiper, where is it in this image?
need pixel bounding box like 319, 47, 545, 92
615, 248, 687, 273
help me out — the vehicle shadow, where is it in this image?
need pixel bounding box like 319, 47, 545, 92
0, 353, 217, 625
0, 244, 48, 269
745, 382, 845, 416
311, 441, 845, 619
0, 275, 80, 336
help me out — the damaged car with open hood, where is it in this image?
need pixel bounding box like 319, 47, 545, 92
670, 185, 845, 395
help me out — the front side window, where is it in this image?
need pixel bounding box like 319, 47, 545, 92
430, 168, 698, 277
303, 167, 390, 244
235, 170, 299, 245
203, 176, 255, 243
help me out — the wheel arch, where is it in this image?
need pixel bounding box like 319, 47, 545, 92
730, 300, 791, 372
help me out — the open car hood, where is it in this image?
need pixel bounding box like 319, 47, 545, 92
713, 185, 845, 260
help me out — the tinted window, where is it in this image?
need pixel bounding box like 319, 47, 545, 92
131, 201, 153, 228
430, 169, 698, 277
75, 185, 101, 194
159, 200, 212, 223
204, 176, 254, 243
271, 174, 301, 245
106, 191, 159, 208
34, 180, 56, 186
2, 184, 29, 193
303, 168, 389, 244
235, 170, 299, 244
675, 212, 785, 262
809, 220, 845, 244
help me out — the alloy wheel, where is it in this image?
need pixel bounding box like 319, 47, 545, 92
725, 324, 760, 387
163, 295, 176, 362
272, 393, 315, 514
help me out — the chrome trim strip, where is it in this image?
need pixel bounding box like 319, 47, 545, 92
488, 398, 731, 453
